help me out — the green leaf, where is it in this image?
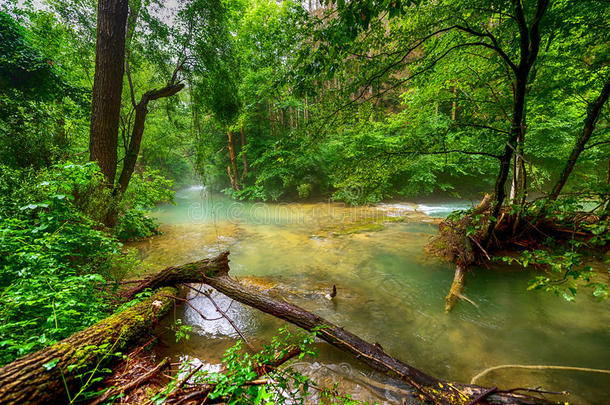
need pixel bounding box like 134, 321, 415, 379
42, 358, 59, 371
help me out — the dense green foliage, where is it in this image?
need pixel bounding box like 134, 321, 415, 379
0, 161, 173, 365
0, 10, 86, 169
0, 163, 113, 364
187, 0, 608, 208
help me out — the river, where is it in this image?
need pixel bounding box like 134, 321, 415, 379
130, 186, 610, 404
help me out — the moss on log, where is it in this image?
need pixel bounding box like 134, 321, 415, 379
0, 287, 177, 405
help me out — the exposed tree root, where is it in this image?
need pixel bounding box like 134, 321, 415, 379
427, 192, 608, 312
444, 265, 479, 312
445, 265, 466, 312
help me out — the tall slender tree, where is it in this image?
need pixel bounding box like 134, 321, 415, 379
88, 0, 129, 186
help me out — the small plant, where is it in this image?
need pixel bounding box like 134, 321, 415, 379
319, 382, 366, 405
152, 327, 320, 405
297, 183, 312, 199
172, 319, 193, 343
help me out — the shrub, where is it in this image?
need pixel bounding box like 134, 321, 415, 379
0, 163, 133, 365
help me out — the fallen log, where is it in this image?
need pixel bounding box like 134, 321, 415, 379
0, 255, 230, 405
128, 252, 556, 404
0, 287, 177, 405
123, 252, 230, 299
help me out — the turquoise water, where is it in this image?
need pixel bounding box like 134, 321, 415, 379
132, 187, 610, 404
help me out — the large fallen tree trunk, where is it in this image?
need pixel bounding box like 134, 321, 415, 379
128, 252, 554, 405
0, 287, 177, 405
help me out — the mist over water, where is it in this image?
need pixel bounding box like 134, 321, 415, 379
131, 187, 610, 404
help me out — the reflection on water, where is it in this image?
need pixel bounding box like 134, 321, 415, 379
131, 187, 610, 404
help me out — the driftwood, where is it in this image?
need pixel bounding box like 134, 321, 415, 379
0, 287, 177, 405
129, 252, 555, 405
444, 265, 467, 312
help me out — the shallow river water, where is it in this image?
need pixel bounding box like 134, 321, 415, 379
130, 186, 610, 404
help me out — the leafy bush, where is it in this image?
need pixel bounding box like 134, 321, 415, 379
115, 168, 175, 241
122, 168, 175, 210
115, 207, 159, 241
297, 183, 312, 199
0, 163, 132, 365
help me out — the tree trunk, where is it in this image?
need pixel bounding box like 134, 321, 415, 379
240, 125, 248, 183
116, 83, 185, 197
545, 74, 610, 204
89, 0, 129, 186
483, 73, 526, 247
127, 252, 552, 405
482, 0, 549, 247
451, 86, 457, 120
509, 155, 517, 203
602, 157, 610, 220
0, 287, 177, 405
101, 83, 184, 227
227, 127, 240, 190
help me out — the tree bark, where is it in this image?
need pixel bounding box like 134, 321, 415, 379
604, 158, 610, 218
89, 0, 129, 186
123, 252, 230, 300
0, 287, 177, 405
127, 252, 553, 404
545, 74, 610, 204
